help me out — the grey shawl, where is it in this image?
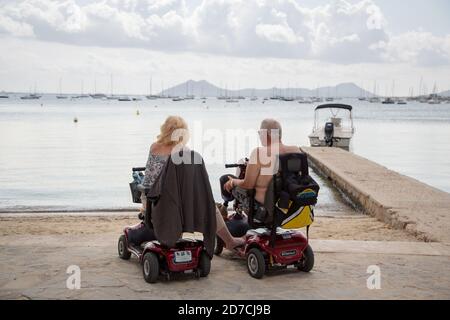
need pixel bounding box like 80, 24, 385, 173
147, 149, 217, 257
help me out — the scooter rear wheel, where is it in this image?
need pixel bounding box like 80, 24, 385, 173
198, 251, 211, 277
118, 235, 131, 260
143, 252, 160, 283
214, 236, 224, 256
247, 248, 266, 279
297, 244, 314, 272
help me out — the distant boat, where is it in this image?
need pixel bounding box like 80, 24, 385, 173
250, 97, 258, 101
326, 97, 334, 102
397, 99, 407, 105
118, 96, 132, 101
72, 94, 90, 99
146, 95, 159, 100
56, 78, 67, 99
106, 95, 118, 100
309, 104, 355, 149
298, 98, 313, 104
382, 97, 395, 104
369, 97, 380, 103
21, 93, 41, 100
0, 94, 9, 99
226, 99, 238, 103
90, 93, 107, 99
172, 97, 184, 101
132, 97, 142, 101
428, 99, 441, 105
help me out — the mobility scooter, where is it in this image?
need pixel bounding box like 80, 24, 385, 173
215, 153, 319, 279
117, 167, 211, 283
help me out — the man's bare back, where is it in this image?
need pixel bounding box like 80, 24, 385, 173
252, 143, 301, 203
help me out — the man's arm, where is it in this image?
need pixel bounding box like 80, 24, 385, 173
225, 148, 260, 191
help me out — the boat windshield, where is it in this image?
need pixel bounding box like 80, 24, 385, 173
314, 107, 353, 131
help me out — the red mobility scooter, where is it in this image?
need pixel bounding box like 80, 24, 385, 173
118, 167, 211, 283
215, 153, 319, 279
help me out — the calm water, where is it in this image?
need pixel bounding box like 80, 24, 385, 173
1, 95, 449, 212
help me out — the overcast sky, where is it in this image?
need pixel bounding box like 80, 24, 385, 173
0, 0, 449, 95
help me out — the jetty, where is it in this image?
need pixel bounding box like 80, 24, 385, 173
301, 147, 450, 242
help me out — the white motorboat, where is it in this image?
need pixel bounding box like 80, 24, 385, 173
309, 104, 355, 149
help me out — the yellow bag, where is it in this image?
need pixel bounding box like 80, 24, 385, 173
276, 200, 314, 230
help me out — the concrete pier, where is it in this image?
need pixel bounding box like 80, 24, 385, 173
301, 147, 450, 242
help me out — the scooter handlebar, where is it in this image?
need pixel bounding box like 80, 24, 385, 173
225, 164, 241, 168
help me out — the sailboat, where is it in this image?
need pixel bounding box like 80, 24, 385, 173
72, 80, 90, 99
428, 82, 441, 104
107, 75, 117, 100
21, 83, 41, 100
56, 78, 68, 99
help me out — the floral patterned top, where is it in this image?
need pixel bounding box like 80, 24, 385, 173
143, 152, 169, 189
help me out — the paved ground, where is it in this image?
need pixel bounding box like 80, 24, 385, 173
302, 147, 450, 242
1, 232, 449, 300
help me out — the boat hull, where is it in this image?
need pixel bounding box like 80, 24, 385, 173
309, 136, 351, 149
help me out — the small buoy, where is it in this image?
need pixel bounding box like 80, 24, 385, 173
73, 117, 78, 123
136, 110, 140, 115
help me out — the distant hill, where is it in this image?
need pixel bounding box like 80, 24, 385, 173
160, 80, 375, 98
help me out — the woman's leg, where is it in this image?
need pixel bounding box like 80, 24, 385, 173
216, 207, 245, 249
128, 223, 157, 246
140, 192, 147, 213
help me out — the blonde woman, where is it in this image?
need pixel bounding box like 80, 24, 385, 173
128, 115, 189, 246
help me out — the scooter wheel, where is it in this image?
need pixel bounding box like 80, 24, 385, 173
297, 245, 314, 272
118, 235, 131, 260
142, 252, 160, 283
246, 248, 266, 279
198, 251, 211, 277
214, 236, 224, 256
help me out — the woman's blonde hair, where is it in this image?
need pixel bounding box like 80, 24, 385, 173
156, 116, 189, 146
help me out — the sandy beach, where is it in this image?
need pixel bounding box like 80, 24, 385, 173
0, 212, 419, 241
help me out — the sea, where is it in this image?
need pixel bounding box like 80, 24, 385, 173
1, 95, 449, 213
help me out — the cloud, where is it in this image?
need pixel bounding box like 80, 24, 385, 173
0, 0, 449, 66
381, 31, 450, 67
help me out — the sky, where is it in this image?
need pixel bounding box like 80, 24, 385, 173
0, 0, 449, 95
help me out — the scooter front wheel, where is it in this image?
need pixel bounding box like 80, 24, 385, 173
118, 235, 131, 260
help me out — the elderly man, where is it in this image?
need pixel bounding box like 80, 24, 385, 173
216, 118, 301, 249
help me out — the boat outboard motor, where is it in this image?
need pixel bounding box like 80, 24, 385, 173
324, 122, 334, 147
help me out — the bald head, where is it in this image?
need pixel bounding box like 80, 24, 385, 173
260, 118, 282, 140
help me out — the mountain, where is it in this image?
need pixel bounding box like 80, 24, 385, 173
160, 80, 375, 98
438, 90, 450, 97
162, 80, 221, 97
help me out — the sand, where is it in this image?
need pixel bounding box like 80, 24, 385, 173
0, 211, 418, 242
